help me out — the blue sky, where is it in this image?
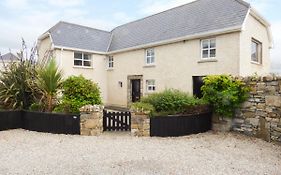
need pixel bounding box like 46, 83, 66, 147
0, 0, 280, 73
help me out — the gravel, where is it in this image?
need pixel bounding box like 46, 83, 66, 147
0, 129, 280, 175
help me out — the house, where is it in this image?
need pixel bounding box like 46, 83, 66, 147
0, 53, 19, 70
37, 0, 272, 108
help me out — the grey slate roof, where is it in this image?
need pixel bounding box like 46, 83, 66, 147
44, 0, 250, 53
1, 53, 18, 61
49, 22, 111, 52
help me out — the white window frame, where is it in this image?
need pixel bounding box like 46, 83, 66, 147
146, 80, 156, 93
251, 38, 262, 64
201, 38, 216, 59
108, 56, 114, 69
145, 48, 155, 65
74, 52, 92, 68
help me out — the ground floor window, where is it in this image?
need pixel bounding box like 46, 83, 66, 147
146, 80, 156, 92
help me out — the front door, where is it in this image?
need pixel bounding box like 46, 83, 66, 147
131, 79, 141, 102
193, 76, 205, 98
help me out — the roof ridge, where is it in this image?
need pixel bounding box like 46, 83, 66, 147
111, 0, 203, 32
234, 0, 251, 8
59, 21, 111, 33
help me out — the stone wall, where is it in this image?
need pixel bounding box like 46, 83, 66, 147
131, 112, 150, 137
234, 75, 281, 143
80, 105, 104, 136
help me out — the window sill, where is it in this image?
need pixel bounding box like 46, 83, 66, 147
143, 64, 156, 68
73, 66, 93, 69
251, 61, 262, 66
107, 68, 114, 71
198, 59, 218, 63
145, 91, 156, 95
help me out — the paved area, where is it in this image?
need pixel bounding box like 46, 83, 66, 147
0, 129, 280, 175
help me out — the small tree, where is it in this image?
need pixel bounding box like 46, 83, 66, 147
55, 75, 102, 113
201, 75, 250, 119
36, 58, 63, 112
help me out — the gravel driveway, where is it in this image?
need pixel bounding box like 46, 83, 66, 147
0, 129, 280, 175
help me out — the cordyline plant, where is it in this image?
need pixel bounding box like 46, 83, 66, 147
36, 58, 63, 112
0, 39, 38, 110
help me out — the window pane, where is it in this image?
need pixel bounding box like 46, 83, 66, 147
202, 50, 209, 58
151, 56, 155, 64
74, 53, 82, 59
202, 40, 209, 49
210, 49, 216, 57
83, 61, 91, 67
146, 57, 151, 64
84, 54, 90, 60
74, 60, 82, 66
251, 41, 258, 62
210, 39, 216, 48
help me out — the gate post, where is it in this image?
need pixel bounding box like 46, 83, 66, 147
131, 112, 150, 137
79, 105, 104, 136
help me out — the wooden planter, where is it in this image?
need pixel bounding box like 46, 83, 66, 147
150, 112, 212, 137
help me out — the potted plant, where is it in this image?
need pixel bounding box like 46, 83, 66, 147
201, 75, 250, 132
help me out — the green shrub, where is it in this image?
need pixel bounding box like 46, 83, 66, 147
29, 103, 44, 112
57, 76, 102, 113
201, 75, 250, 118
130, 102, 155, 116
141, 89, 206, 115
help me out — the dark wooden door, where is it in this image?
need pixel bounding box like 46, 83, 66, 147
131, 79, 141, 102
193, 76, 205, 98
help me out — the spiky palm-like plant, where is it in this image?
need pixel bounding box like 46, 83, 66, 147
0, 40, 38, 110
37, 58, 63, 112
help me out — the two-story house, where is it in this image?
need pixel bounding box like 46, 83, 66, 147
38, 0, 272, 108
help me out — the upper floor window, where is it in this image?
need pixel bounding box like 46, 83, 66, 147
146, 80, 156, 92
74, 52, 92, 67
108, 56, 114, 69
251, 38, 262, 64
201, 38, 216, 59
146, 48, 155, 65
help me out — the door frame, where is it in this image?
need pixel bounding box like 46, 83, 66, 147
127, 75, 143, 107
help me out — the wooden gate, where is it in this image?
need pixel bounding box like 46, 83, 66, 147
103, 110, 131, 131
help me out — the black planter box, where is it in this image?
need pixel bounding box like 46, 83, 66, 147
0, 111, 80, 135
150, 112, 212, 137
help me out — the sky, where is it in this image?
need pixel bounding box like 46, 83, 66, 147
0, 0, 280, 73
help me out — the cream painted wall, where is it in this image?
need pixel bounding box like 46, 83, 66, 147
38, 36, 52, 61
239, 14, 271, 76
107, 32, 241, 107
53, 49, 108, 104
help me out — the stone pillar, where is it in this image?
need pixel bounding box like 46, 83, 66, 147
80, 105, 104, 136
131, 112, 150, 137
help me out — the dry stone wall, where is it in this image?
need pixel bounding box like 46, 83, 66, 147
131, 112, 150, 137
234, 75, 281, 143
80, 105, 104, 136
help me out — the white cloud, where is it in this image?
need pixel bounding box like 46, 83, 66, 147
139, 0, 196, 15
